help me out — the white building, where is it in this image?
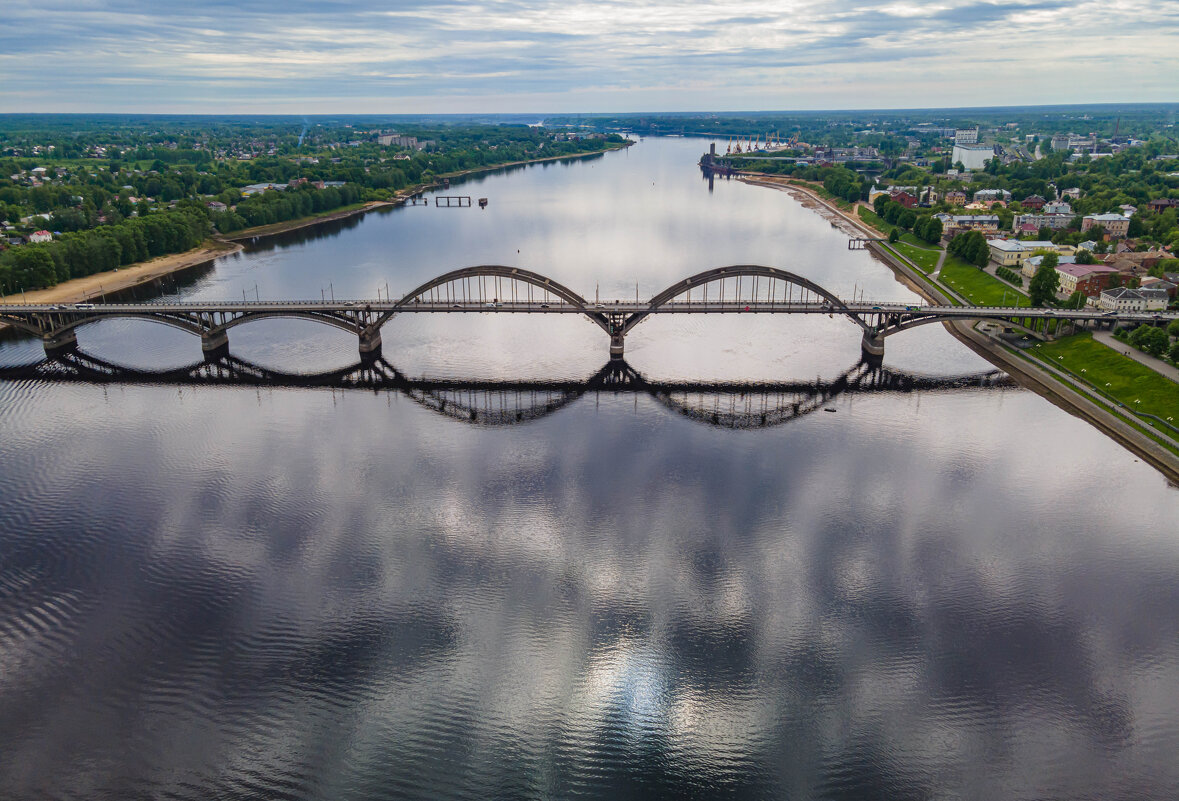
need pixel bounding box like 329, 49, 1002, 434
952, 144, 995, 170
1099, 287, 1168, 312
1013, 214, 1073, 231
954, 128, 980, 145
973, 188, 1011, 203
28, 230, 52, 243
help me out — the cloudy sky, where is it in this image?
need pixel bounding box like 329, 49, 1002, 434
2, 0, 1176, 113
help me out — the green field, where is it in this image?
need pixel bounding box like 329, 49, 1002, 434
1033, 333, 1179, 426
856, 206, 888, 234
890, 241, 940, 273
938, 258, 1030, 307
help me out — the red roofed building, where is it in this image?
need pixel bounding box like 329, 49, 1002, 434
890, 190, 917, 208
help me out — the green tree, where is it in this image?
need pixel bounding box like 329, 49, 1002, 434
1167, 318, 1179, 338
1075, 248, 1095, 265
1028, 262, 1061, 306
888, 228, 900, 243
1169, 339, 1179, 363
1065, 290, 1087, 309
1129, 325, 1169, 357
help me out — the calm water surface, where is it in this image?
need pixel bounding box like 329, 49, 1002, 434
2, 138, 1178, 800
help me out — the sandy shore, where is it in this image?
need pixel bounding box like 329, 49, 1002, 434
0, 239, 242, 306
739, 172, 1179, 482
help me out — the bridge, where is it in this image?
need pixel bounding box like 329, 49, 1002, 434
1, 351, 1013, 430
2, 265, 1174, 361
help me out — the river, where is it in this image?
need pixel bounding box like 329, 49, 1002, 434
1, 137, 1177, 800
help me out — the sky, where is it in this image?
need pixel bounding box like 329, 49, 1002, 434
1, 0, 1177, 113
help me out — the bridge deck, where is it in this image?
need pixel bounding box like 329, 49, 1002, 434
3, 299, 1174, 324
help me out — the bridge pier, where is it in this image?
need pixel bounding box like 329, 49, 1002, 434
609, 332, 625, 359
359, 329, 383, 358
42, 330, 77, 356
202, 330, 229, 356
861, 331, 885, 362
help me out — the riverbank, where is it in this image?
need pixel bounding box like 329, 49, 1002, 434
740, 173, 1179, 483
221, 201, 394, 242
0, 239, 242, 306
3, 142, 632, 307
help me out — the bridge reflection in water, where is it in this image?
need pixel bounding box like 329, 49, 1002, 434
2, 351, 1015, 429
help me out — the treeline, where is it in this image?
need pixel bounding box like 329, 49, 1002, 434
1, 178, 376, 291
872, 195, 943, 244
0, 204, 209, 292
946, 230, 990, 268
210, 183, 364, 232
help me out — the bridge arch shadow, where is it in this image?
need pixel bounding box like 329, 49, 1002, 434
1, 352, 1013, 431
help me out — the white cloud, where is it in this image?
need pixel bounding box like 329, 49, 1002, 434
0, 0, 1175, 110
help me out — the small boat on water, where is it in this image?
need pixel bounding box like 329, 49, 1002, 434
478, 198, 488, 208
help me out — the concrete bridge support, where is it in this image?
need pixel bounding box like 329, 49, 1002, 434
42, 330, 77, 357
609, 332, 625, 358
861, 331, 885, 362
202, 330, 229, 356
359, 329, 383, 358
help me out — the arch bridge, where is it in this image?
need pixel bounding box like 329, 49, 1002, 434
2, 264, 1173, 362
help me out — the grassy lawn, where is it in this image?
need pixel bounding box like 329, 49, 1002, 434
857, 206, 889, 235
938, 258, 1030, 307
890, 241, 940, 273
1033, 333, 1179, 426
899, 232, 935, 248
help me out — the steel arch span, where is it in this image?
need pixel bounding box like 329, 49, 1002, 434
625, 265, 868, 336
379, 265, 611, 333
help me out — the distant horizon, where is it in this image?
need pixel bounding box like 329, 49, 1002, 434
1, 101, 1176, 120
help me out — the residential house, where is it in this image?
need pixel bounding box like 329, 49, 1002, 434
28, 230, 52, 243
1099, 286, 1168, 311
1016, 243, 1079, 276
1021, 194, 1046, 209
1082, 213, 1130, 238
890, 190, 918, 208
1141, 278, 1178, 300
1043, 200, 1073, 215
973, 188, 1012, 204
989, 239, 1029, 267
1013, 213, 1073, 231
944, 215, 1000, 237
1056, 263, 1119, 296
989, 240, 1074, 269
945, 190, 967, 206
1021, 253, 1072, 278
206, 201, 228, 212
1147, 198, 1179, 213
